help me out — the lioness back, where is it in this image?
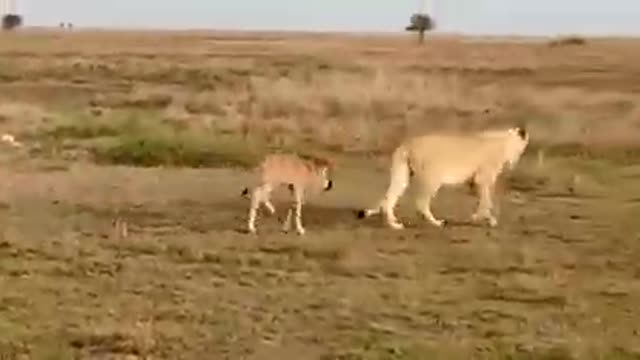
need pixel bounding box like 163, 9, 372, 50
404, 133, 509, 184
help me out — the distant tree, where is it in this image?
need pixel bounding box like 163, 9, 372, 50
405, 13, 435, 44
59, 22, 73, 30
2, 14, 22, 31
549, 36, 586, 47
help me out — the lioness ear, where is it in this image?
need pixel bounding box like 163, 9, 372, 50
516, 126, 528, 140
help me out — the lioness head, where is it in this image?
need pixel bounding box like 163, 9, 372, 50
504, 125, 529, 169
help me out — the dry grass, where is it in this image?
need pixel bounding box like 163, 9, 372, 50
1, 30, 640, 359
3, 30, 640, 159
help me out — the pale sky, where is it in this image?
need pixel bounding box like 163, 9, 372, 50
12, 0, 640, 37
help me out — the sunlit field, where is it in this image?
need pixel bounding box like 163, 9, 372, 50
1, 29, 640, 359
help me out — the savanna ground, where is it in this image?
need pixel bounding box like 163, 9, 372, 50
1, 29, 640, 359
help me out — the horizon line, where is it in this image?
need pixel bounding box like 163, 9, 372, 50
16, 25, 640, 40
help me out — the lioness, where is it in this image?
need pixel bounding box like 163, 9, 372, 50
357, 126, 529, 229
241, 153, 334, 235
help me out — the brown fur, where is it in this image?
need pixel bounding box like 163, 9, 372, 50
242, 153, 335, 235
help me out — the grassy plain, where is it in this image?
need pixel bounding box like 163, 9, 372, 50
1, 29, 640, 359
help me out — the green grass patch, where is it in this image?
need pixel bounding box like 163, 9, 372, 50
92, 132, 259, 168
40, 110, 262, 169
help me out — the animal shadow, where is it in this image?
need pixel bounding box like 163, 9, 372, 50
353, 208, 494, 230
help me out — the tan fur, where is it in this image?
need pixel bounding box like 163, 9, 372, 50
358, 126, 529, 229
242, 153, 334, 235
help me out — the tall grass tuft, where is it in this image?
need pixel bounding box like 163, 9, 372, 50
41, 110, 262, 169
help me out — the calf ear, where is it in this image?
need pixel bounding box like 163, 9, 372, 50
314, 155, 336, 170
326, 156, 337, 169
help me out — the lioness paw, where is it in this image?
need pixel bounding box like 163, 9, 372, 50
389, 222, 405, 230
431, 219, 446, 228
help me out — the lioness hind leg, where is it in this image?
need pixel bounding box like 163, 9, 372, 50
357, 150, 410, 230
381, 161, 411, 230
415, 182, 446, 228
